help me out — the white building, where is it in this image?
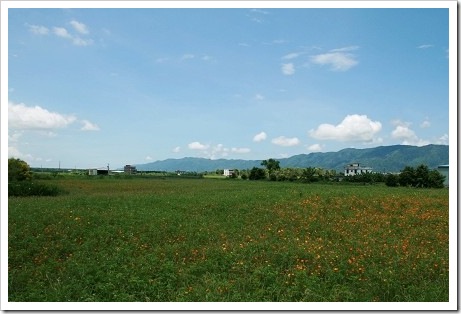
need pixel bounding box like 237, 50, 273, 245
344, 163, 372, 176
223, 169, 235, 177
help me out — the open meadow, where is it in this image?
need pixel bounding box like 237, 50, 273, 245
8, 177, 449, 302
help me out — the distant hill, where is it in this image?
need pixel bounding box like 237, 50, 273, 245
135, 144, 448, 173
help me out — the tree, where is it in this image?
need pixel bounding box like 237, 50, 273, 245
249, 167, 266, 180
8, 158, 32, 181
301, 167, 317, 183
427, 169, 445, 188
399, 166, 416, 187
385, 174, 399, 187
261, 159, 280, 176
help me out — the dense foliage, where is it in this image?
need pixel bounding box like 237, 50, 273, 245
387, 164, 445, 188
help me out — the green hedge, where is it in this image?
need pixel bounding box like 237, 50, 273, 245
8, 181, 66, 197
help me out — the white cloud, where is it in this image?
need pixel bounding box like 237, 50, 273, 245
330, 46, 359, 52
272, 136, 300, 147
231, 147, 251, 154
254, 93, 264, 101
391, 125, 429, 146
281, 63, 295, 75
282, 52, 302, 60
307, 143, 323, 152
420, 119, 431, 128
8, 101, 76, 130
253, 131, 267, 142
181, 54, 195, 61
27, 24, 49, 35
172, 146, 181, 153
436, 134, 449, 145
80, 120, 100, 131
72, 37, 93, 46
70, 20, 89, 34
310, 46, 359, 71
145, 156, 153, 161
53, 27, 72, 38
417, 44, 433, 49
309, 114, 382, 142
188, 141, 209, 150
52, 24, 93, 46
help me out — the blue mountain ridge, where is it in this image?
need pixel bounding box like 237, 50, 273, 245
135, 144, 448, 173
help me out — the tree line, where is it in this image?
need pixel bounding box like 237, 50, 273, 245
221, 158, 446, 188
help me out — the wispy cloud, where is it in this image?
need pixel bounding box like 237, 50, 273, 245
309, 114, 382, 142
180, 54, 195, 61
80, 120, 100, 131
310, 46, 359, 71
417, 44, 433, 49
281, 63, 295, 75
29, 20, 93, 46
26, 24, 49, 35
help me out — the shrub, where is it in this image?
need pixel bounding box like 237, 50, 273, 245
8, 181, 65, 197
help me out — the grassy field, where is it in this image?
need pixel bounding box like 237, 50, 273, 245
8, 177, 449, 302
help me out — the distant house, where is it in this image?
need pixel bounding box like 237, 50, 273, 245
344, 163, 372, 176
437, 165, 449, 187
124, 165, 137, 174
223, 169, 235, 177
88, 167, 109, 175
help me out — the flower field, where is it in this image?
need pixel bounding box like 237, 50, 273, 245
8, 177, 449, 302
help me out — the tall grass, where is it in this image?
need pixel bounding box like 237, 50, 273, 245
8, 178, 449, 302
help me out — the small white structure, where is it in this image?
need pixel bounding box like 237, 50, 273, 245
223, 169, 234, 177
344, 163, 372, 176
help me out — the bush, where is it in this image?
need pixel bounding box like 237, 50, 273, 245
8, 181, 65, 197
249, 167, 266, 180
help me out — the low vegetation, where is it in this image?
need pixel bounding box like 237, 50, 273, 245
8, 175, 449, 302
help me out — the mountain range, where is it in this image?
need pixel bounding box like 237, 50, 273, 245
135, 144, 449, 173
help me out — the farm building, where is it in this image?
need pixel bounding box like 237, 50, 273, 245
88, 168, 109, 175
437, 165, 449, 187
223, 169, 235, 177
124, 165, 137, 174
344, 163, 372, 176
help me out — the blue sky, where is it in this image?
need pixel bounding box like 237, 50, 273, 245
5, 3, 454, 169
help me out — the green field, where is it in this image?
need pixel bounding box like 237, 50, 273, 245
8, 177, 449, 302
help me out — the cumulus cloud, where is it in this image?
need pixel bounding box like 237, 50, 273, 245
272, 136, 300, 147
8, 101, 76, 130
309, 114, 382, 142
281, 63, 295, 75
188, 141, 209, 150
80, 120, 100, 131
70, 20, 89, 34
172, 146, 181, 153
391, 125, 429, 146
253, 131, 267, 142
310, 46, 359, 71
